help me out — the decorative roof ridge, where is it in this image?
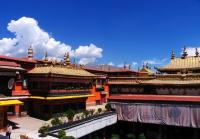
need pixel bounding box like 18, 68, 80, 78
170, 55, 200, 60
0, 55, 37, 63
36, 64, 84, 70
84, 67, 138, 73
0, 61, 20, 67
109, 76, 155, 79
28, 65, 96, 77
156, 73, 200, 76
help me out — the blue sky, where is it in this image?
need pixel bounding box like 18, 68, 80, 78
1, 0, 200, 69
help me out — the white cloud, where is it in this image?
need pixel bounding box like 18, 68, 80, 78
185, 47, 200, 56
115, 62, 137, 69
117, 63, 123, 68
0, 17, 103, 64
132, 62, 138, 66
117, 63, 129, 68
0, 38, 18, 56
143, 58, 168, 66
108, 62, 114, 66
75, 44, 103, 64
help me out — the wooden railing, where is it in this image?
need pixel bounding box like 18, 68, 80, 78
49, 89, 91, 93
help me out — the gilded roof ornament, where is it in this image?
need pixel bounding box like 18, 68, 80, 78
182, 46, 188, 59
128, 64, 131, 70
140, 64, 154, 75
28, 45, 33, 59
123, 62, 127, 69
171, 49, 175, 59
64, 52, 71, 65
44, 52, 48, 62
142, 63, 145, 68
60, 60, 63, 66
195, 48, 199, 57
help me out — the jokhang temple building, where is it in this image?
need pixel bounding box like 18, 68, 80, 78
27, 52, 97, 119
109, 47, 200, 139
1, 46, 200, 138
0, 46, 135, 128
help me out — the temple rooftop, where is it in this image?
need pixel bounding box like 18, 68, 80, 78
28, 65, 96, 77
0, 61, 25, 71
158, 47, 200, 72
158, 56, 200, 71
84, 64, 137, 73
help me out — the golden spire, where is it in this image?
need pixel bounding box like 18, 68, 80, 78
43, 52, 48, 66
195, 48, 199, 57
128, 64, 131, 70
123, 62, 126, 69
146, 62, 149, 69
64, 52, 71, 65
64, 53, 67, 62
28, 45, 33, 59
182, 46, 188, 59
44, 52, 48, 61
171, 49, 175, 59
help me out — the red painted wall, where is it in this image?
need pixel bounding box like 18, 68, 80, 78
86, 84, 110, 106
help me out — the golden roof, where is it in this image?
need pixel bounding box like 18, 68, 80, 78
108, 78, 200, 85
159, 56, 200, 71
108, 74, 200, 85
143, 79, 200, 85
28, 66, 96, 77
108, 77, 155, 85
140, 67, 154, 75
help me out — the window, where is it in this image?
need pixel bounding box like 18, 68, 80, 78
23, 79, 28, 89
96, 100, 100, 105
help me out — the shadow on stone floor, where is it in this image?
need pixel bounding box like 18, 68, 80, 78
0, 134, 8, 139
7, 120, 19, 130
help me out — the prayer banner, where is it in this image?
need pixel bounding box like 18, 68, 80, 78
111, 102, 200, 128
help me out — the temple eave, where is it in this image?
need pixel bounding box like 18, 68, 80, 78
109, 94, 200, 103
29, 94, 94, 100
158, 67, 200, 71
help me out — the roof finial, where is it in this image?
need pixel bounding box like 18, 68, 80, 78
108, 65, 111, 70
146, 62, 149, 69
128, 64, 131, 70
60, 60, 64, 67
182, 46, 188, 59
64, 52, 71, 65
28, 45, 33, 60
44, 52, 48, 63
195, 48, 199, 57
123, 62, 126, 69
142, 63, 145, 68
171, 49, 175, 59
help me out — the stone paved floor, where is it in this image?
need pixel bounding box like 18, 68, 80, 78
0, 116, 56, 139
0, 134, 8, 139
0, 104, 106, 139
